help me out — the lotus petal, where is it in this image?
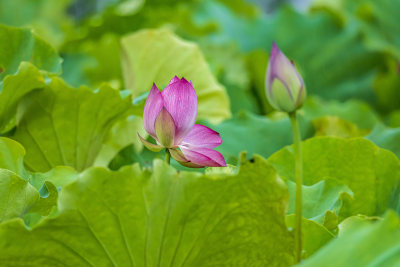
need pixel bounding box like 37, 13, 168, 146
162, 77, 197, 144
180, 146, 226, 167
143, 84, 164, 138
155, 107, 176, 148
181, 124, 222, 148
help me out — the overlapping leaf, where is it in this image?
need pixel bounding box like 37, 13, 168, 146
0, 24, 62, 79
0, 63, 45, 133
0, 155, 295, 266
367, 124, 400, 159
286, 179, 353, 225
0, 138, 59, 223
12, 78, 131, 172
94, 115, 146, 167
0, 137, 78, 189
0, 169, 57, 223
268, 137, 400, 219
299, 211, 400, 267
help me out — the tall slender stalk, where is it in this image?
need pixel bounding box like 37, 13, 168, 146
165, 149, 171, 165
289, 111, 303, 263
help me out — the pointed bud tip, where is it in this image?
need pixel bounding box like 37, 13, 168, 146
270, 42, 281, 57
151, 82, 160, 91
180, 76, 190, 84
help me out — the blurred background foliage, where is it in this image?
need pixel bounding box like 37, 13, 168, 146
1, 1, 400, 264
0, 0, 399, 169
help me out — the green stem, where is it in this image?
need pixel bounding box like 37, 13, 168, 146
289, 111, 303, 263
165, 149, 171, 165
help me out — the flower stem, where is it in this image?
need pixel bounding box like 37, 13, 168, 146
289, 111, 303, 263
165, 149, 171, 165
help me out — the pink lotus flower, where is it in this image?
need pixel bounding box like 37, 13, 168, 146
265, 42, 306, 113
138, 76, 226, 168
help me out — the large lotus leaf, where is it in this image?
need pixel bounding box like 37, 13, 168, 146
0, 155, 295, 266
0, 62, 45, 133
299, 211, 400, 267
120, 28, 231, 123
268, 137, 400, 219
0, 24, 62, 80
287, 179, 353, 225
12, 77, 131, 172
0, 169, 57, 223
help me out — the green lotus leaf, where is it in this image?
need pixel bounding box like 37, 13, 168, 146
0, 154, 295, 266
0, 137, 28, 179
121, 28, 231, 123
0, 169, 57, 223
94, 115, 146, 167
367, 123, 400, 159
299, 211, 400, 267
268, 137, 400, 220
0, 62, 45, 133
312, 116, 366, 138
286, 178, 353, 225
0, 24, 62, 79
286, 215, 335, 259
12, 77, 131, 172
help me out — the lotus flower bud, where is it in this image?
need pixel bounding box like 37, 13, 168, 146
265, 42, 306, 113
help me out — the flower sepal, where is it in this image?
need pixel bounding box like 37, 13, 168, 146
137, 133, 163, 152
